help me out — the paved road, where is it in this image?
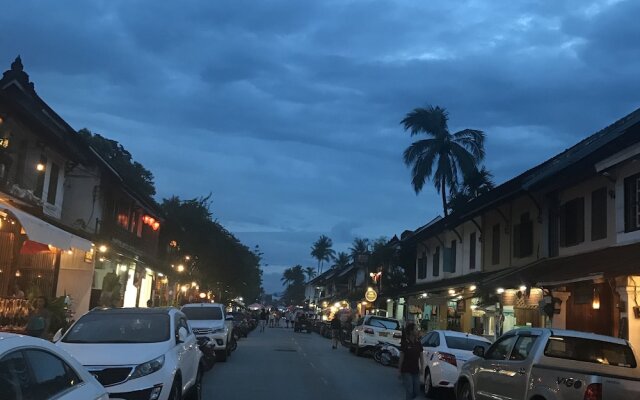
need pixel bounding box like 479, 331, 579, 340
202, 326, 454, 400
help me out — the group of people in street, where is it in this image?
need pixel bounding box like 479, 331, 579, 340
259, 308, 298, 332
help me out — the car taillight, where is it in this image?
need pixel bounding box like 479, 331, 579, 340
393, 332, 402, 339
583, 383, 602, 400
364, 328, 374, 334
437, 352, 457, 367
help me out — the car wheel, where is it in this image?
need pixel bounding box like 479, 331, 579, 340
168, 377, 182, 400
355, 338, 362, 357
216, 350, 227, 362
380, 351, 392, 366
424, 369, 434, 397
457, 380, 473, 400
186, 367, 202, 400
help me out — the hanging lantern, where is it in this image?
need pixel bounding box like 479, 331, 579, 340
152, 221, 160, 231
592, 288, 601, 310
147, 217, 156, 226
143, 215, 151, 224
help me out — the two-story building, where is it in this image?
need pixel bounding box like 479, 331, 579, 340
389, 107, 640, 349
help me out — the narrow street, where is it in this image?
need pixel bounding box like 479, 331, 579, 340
202, 326, 452, 400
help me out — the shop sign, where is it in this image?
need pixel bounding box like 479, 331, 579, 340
365, 288, 378, 302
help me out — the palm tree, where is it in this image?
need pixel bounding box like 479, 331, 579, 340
349, 237, 370, 264
401, 105, 485, 216
332, 252, 351, 270
310, 235, 335, 274
304, 266, 317, 282
448, 165, 494, 214
281, 267, 295, 287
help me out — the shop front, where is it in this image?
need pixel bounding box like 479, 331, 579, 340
0, 201, 94, 332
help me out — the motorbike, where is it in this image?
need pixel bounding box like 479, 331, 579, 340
375, 341, 401, 367
197, 337, 216, 371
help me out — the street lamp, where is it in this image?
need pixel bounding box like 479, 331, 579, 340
177, 264, 185, 273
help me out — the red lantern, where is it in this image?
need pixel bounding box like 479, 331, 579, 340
152, 221, 160, 231
142, 215, 150, 224
148, 217, 156, 226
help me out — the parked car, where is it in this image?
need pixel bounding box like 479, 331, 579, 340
419, 330, 491, 396
350, 315, 402, 356
456, 328, 640, 400
55, 307, 202, 400
0, 332, 109, 400
182, 303, 234, 362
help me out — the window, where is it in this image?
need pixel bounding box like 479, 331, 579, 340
116, 201, 130, 229
513, 213, 533, 258
182, 306, 223, 320
443, 242, 456, 273
591, 188, 607, 241
0, 351, 35, 399
445, 335, 490, 351
432, 246, 440, 277
46, 162, 60, 205
624, 173, 640, 232
422, 332, 440, 347
365, 317, 400, 330
469, 232, 476, 269
417, 252, 427, 279
544, 336, 637, 368
509, 336, 538, 361
492, 224, 500, 265
63, 312, 170, 343
35, 155, 47, 198
485, 335, 518, 360
560, 197, 585, 247
24, 349, 82, 398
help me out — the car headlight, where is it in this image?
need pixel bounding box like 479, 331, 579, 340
129, 355, 165, 380
212, 328, 225, 334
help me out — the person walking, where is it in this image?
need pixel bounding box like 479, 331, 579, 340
398, 322, 422, 400
330, 315, 341, 349
259, 308, 268, 333
26, 296, 51, 338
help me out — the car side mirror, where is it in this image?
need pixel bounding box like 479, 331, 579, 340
225, 315, 234, 321
177, 327, 188, 344
472, 345, 485, 358
52, 328, 63, 343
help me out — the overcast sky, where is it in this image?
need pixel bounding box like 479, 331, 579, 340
2, 1, 639, 294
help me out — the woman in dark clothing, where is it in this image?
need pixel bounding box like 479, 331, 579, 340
398, 322, 422, 400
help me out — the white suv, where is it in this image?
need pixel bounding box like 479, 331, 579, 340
351, 315, 402, 356
182, 303, 234, 362
55, 307, 202, 400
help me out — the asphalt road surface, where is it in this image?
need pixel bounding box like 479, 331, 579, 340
202, 325, 454, 400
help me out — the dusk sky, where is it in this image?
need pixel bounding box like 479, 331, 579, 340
2, 1, 638, 294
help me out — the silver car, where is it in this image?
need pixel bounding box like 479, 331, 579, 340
456, 328, 640, 400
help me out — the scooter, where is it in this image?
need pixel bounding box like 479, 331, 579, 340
377, 341, 401, 367
197, 337, 216, 371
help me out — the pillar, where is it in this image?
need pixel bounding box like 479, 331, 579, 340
551, 291, 571, 330
617, 277, 640, 351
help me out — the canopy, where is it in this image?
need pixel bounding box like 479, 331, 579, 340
1, 201, 93, 251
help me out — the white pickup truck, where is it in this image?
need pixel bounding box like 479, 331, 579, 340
456, 328, 640, 400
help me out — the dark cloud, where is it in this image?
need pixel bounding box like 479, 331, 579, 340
1, 0, 638, 293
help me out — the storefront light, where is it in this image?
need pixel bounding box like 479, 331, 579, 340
120, 265, 128, 272
496, 288, 505, 294
519, 285, 527, 292
15, 270, 20, 277
386, 299, 392, 303
469, 285, 477, 291
177, 264, 185, 272
334, 302, 341, 308
36, 163, 45, 172
199, 292, 206, 299
191, 281, 197, 287
448, 288, 456, 295
98, 245, 108, 253
181, 285, 188, 292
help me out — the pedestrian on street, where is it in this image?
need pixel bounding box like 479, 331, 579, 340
284, 314, 289, 328
330, 315, 341, 349
398, 322, 422, 400
260, 308, 268, 333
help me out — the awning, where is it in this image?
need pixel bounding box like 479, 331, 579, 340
0, 202, 93, 251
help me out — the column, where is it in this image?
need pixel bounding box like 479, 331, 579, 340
617, 277, 640, 351
550, 291, 571, 330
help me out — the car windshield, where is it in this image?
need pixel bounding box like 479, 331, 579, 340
365, 317, 400, 330
63, 313, 170, 343
544, 336, 637, 368
445, 336, 490, 351
182, 307, 223, 320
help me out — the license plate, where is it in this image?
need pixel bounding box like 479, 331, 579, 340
379, 332, 389, 337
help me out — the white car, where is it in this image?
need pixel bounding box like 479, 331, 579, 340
56, 307, 202, 400
351, 315, 402, 356
419, 330, 491, 396
0, 332, 109, 400
182, 303, 234, 362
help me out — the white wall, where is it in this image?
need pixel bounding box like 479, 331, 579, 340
61, 166, 103, 234
56, 250, 96, 317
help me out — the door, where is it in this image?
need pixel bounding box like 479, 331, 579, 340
474, 335, 518, 400
492, 335, 538, 400
177, 316, 197, 389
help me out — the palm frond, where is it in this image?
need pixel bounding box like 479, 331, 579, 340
453, 129, 485, 161
400, 106, 449, 137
